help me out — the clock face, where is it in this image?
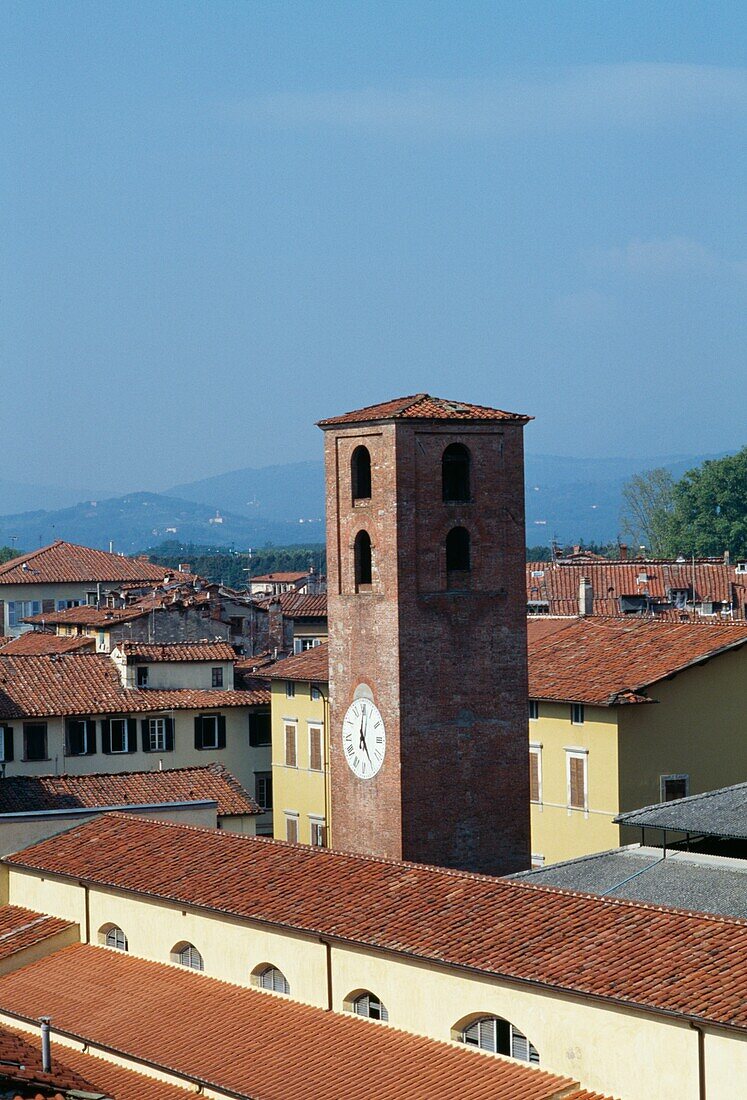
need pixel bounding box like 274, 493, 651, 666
342, 698, 386, 780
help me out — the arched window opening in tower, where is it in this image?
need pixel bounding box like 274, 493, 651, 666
354, 530, 373, 591
351, 445, 372, 502
442, 443, 471, 502
446, 526, 471, 589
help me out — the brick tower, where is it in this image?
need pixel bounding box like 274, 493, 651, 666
319, 394, 531, 876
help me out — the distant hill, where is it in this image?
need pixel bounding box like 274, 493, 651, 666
0, 478, 115, 515
0, 492, 322, 554
0, 452, 727, 553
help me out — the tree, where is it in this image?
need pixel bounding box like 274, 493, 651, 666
620, 468, 675, 556
660, 447, 747, 559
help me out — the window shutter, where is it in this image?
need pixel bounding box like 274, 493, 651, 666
479, 1018, 497, 1052
217, 714, 227, 749
42, 599, 55, 614
309, 728, 322, 771
1, 727, 13, 762
126, 718, 137, 753
463, 1020, 480, 1046
285, 725, 296, 767
141, 719, 152, 752
529, 753, 539, 802
570, 757, 585, 809
101, 720, 111, 754
511, 1027, 529, 1061
165, 716, 174, 752
85, 719, 96, 755
194, 716, 204, 749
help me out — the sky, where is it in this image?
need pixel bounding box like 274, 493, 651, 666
2, 1, 746, 494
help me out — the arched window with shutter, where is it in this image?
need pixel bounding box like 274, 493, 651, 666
99, 923, 128, 952
442, 443, 471, 502
253, 964, 290, 994
347, 990, 389, 1022
455, 1015, 539, 1064
351, 446, 372, 502
171, 941, 204, 971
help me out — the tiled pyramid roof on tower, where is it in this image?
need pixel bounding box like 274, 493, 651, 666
0, 541, 168, 585
317, 393, 531, 426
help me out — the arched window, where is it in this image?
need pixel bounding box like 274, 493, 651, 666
351, 446, 372, 502
349, 991, 389, 1022
171, 941, 204, 971
442, 443, 471, 502
354, 530, 372, 591
446, 526, 471, 589
458, 1016, 539, 1064
254, 965, 290, 994
99, 923, 128, 952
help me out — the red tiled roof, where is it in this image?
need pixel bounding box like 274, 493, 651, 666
0, 542, 167, 585
318, 393, 531, 427
0, 633, 95, 655
0, 1023, 191, 1100
267, 643, 329, 683
0, 654, 261, 718
8, 814, 747, 1032
116, 642, 236, 663
528, 617, 747, 705
23, 605, 148, 626
0, 906, 75, 962
0, 944, 609, 1100
0, 765, 260, 818
249, 572, 308, 584
0, 1025, 100, 1098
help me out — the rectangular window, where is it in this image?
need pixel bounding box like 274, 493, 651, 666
285, 681, 296, 698
310, 684, 321, 701
211, 667, 224, 688
248, 712, 271, 747
8, 601, 42, 628
110, 718, 130, 753
309, 725, 323, 772
67, 718, 95, 756
284, 723, 297, 767
136, 666, 149, 688
529, 700, 539, 721
309, 818, 326, 847
529, 747, 542, 803
255, 772, 273, 809
661, 774, 689, 802
285, 814, 299, 844
567, 751, 588, 811
23, 723, 47, 762
148, 717, 166, 752
571, 703, 585, 725
199, 715, 219, 750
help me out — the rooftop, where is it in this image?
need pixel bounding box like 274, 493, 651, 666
248, 571, 309, 584
318, 393, 531, 427
267, 642, 329, 683
115, 641, 237, 663
615, 782, 747, 841
0, 632, 95, 655
0, 542, 167, 586
0, 943, 609, 1100
7, 813, 747, 1032
0, 764, 260, 818
527, 616, 747, 705
23, 605, 149, 627
263, 591, 328, 618
0, 653, 262, 719
0, 905, 75, 964
0, 1024, 104, 1099
512, 846, 747, 920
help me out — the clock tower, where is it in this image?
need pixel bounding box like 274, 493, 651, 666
319, 394, 531, 876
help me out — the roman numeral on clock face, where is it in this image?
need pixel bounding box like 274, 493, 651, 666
341, 698, 386, 781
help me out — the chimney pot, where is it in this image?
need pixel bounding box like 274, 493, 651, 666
579, 576, 594, 617
39, 1016, 51, 1074
619, 543, 628, 561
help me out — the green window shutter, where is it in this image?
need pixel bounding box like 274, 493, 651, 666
85, 719, 97, 755
217, 714, 227, 749
141, 718, 152, 752
194, 715, 204, 749
101, 720, 111, 754
165, 717, 175, 752
126, 718, 138, 753
1, 727, 13, 762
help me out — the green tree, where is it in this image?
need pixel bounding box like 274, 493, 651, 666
620, 468, 675, 556
0, 547, 19, 566
661, 447, 747, 559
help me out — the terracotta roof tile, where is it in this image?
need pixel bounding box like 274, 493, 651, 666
318, 393, 531, 427
0, 1023, 190, 1099
249, 572, 309, 584
7, 814, 747, 1032
0, 654, 261, 718
0, 944, 607, 1100
116, 642, 236, 662
0, 542, 167, 586
267, 643, 329, 682
528, 617, 747, 705
0, 906, 75, 962
23, 606, 148, 627
0, 765, 260, 817
0, 1026, 100, 1097
0, 633, 95, 655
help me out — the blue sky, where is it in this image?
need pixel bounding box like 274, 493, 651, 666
2, 1, 745, 492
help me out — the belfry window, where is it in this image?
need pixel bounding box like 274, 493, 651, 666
445, 526, 471, 589
354, 530, 372, 590
442, 443, 471, 502
351, 446, 372, 502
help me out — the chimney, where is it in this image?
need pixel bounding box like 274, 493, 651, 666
619, 543, 628, 561
40, 1016, 51, 1073
268, 598, 284, 653
724, 550, 730, 565
579, 576, 593, 617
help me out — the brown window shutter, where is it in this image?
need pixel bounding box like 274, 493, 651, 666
285, 724, 296, 768
570, 757, 586, 809
310, 728, 322, 772
286, 817, 298, 843
529, 753, 539, 802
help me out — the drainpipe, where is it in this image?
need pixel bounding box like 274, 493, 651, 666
689, 1022, 706, 1100
39, 1016, 51, 1073
79, 880, 90, 943
318, 937, 333, 1011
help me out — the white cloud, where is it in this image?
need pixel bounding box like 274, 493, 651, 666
590, 237, 747, 279
228, 64, 747, 135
